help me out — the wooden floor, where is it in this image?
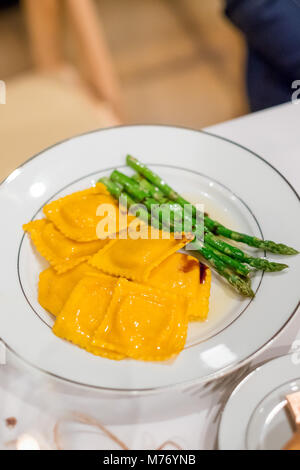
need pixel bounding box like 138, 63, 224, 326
0, 0, 248, 129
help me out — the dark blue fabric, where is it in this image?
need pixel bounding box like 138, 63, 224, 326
225, 0, 300, 111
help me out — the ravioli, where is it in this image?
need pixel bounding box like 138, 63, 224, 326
148, 253, 211, 321
89, 226, 189, 282
92, 278, 188, 361
53, 275, 124, 360
43, 184, 129, 242
23, 219, 108, 273
23, 170, 213, 364
38, 262, 101, 316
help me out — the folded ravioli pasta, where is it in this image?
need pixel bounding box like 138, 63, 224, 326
53, 275, 124, 360
23, 172, 213, 364
89, 227, 189, 282
43, 184, 129, 242
92, 278, 188, 361
148, 253, 211, 321
38, 262, 101, 316
23, 219, 108, 273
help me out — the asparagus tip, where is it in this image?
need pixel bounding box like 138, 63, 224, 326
126, 154, 135, 163
277, 246, 299, 255
249, 258, 289, 272
268, 263, 289, 272
235, 278, 255, 298
264, 241, 299, 255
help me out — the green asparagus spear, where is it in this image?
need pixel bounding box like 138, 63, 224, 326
203, 243, 250, 277
149, 203, 254, 295
142, 199, 249, 277
127, 155, 188, 206
101, 176, 253, 296
126, 155, 298, 255
110, 170, 149, 202
102, 174, 284, 295
204, 218, 298, 255
98, 177, 158, 228
99, 176, 123, 199
113, 181, 254, 296
190, 241, 254, 297
142, 197, 251, 277
109, 171, 289, 272
111, 170, 139, 187
205, 231, 288, 271
132, 173, 168, 202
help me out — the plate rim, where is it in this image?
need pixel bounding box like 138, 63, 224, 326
1, 124, 299, 395
2, 124, 299, 202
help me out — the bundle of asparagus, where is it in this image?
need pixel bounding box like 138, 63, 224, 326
98, 155, 298, 298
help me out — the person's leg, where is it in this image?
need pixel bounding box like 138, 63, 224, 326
225, 0, 300, 111
247, 47, 293, 112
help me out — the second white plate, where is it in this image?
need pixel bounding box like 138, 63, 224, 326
218, 354, 300, 450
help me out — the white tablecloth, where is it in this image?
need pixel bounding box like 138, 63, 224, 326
1, 102, 299, 450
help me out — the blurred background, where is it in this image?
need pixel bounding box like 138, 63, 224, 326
0, 0, 248, 177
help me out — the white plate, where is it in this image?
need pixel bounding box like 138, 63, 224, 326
0, 125, 299, 392
218, 354, 300, 450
